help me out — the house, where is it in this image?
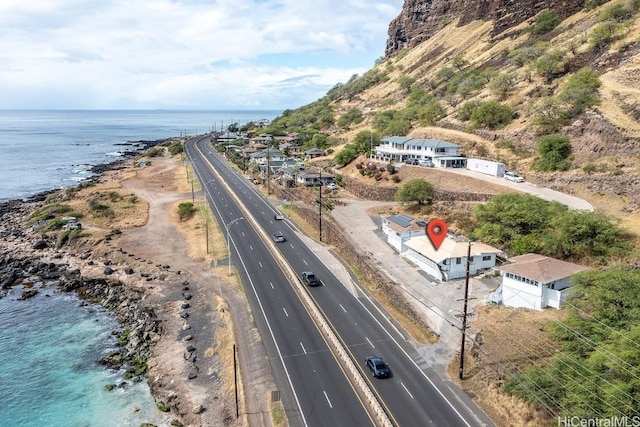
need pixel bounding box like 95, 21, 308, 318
403, 236, 502, 281
304, 148, 327, 160
381, 214, 426, 253
489, 253, 589, 310
248, 148, 286, 165
216, 131, 246, 144
278, 142, 302, 156
372, 136, 466, 168
296, 169, 334, 186
249, 133, 272, 145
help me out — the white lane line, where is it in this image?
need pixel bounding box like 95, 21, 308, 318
303, 260, 308, 265
366, 337, 374, 348
339, 304, 347, 313
283, 307, 289, 317
401, 382, 414, 399
269, 282, 274, 289
258, 261, 263, 268
300, 342, 307, 354
323, 391, 333, 408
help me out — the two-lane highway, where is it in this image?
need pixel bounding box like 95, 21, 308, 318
187, 135, 493, 427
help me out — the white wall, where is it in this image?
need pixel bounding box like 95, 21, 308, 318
502, 277, 543, 310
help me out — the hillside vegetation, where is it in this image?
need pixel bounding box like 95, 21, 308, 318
252, 1, 640, 424
261, 0, 640, 221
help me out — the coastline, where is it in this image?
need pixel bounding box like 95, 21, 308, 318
0, 145, 244, 426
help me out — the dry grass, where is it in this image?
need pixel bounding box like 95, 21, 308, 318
448, 305, 568, 426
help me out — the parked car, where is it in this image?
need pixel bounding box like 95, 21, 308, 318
325, 183, 337, 190
365, 356, 390, 378
301, 271, 320, 286
418, 159, 434, 167
273, 232, 285, 243
504, 171, 525, 182
404, 158, 419, 165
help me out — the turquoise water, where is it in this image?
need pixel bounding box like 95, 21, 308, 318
0, 286, 170, 426
0, 109, 281, 425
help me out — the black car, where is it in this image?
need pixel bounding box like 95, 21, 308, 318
404, 158, 418, 165
273, 232, 286, 243
301, 271, 320, 286
365, 356, 390, 378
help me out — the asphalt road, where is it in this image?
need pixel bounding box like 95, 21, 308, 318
187, 136, 494, 427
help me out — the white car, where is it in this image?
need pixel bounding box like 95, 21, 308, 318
504, 171, 524, 182
325, 183, 337, 190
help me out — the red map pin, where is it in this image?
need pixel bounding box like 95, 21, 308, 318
426, 218, 448, 250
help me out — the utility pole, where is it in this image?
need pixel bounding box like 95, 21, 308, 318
459, 241, 473, 380
266, 142, 271, 195
318, 169, 322, 242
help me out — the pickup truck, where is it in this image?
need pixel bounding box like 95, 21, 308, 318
301, 271, 320, 287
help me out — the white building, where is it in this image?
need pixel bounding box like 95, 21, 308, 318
381, 214, 426, 253
372, 136, 466, 168
403, 237, 502, 281
248, 148, 286, 165
490, 254, 589, 310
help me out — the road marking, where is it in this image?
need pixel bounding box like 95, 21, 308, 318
269, 282, 274, 289
249, 245, 254, 250
339, 304, 347, 313
401, 382, 414, 399
258, 261, 263, 268
366, 337, 374, 348
300, 342, 307, 354
241, 232, 245, 237
323, 391, 333, 408
303, 260, 308, 265
283, 307, 289, 317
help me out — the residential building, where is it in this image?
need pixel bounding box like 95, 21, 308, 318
248, 148, 286, 165
304, 148, 327, 160
373, 136, 466, 168
381, 214, 427, 253
489, 253, 589, 310
403, 237, 502, 281
296, 169, 334, 186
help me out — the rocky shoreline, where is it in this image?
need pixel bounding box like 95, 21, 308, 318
0, 142, 195, 426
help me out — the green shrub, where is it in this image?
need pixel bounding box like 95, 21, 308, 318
470, 101, 514, 129
177, 202, 196, 221
530, 10, 562, 35
534, 49, 566, 82
535, 134, 571, 171
560, 68, 601, 114
146, 147, 164, 157
168, 142, 183, 155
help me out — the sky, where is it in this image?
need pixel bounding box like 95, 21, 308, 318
0, 0, 403, 111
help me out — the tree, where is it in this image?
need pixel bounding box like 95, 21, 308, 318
559, 67, 601, 116
397, 75, 416, 94
531, 10, 561, 35
469, 101, 514, 129
395, 179, 434, 205
535, 134, 571, 171
535, 50, 566, 82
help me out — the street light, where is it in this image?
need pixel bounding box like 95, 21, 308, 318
225, 217, 244, 275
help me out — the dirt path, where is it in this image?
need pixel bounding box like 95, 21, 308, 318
113, 156, 276, 426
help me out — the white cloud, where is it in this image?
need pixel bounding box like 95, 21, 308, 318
0, 0, 402, 110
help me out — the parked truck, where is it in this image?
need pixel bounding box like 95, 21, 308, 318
466, 158, 506, 177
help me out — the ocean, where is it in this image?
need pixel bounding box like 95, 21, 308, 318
0, 109, 280, 202
0, 109, 281, 426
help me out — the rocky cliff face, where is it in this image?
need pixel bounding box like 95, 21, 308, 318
386, 0, 587, 56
